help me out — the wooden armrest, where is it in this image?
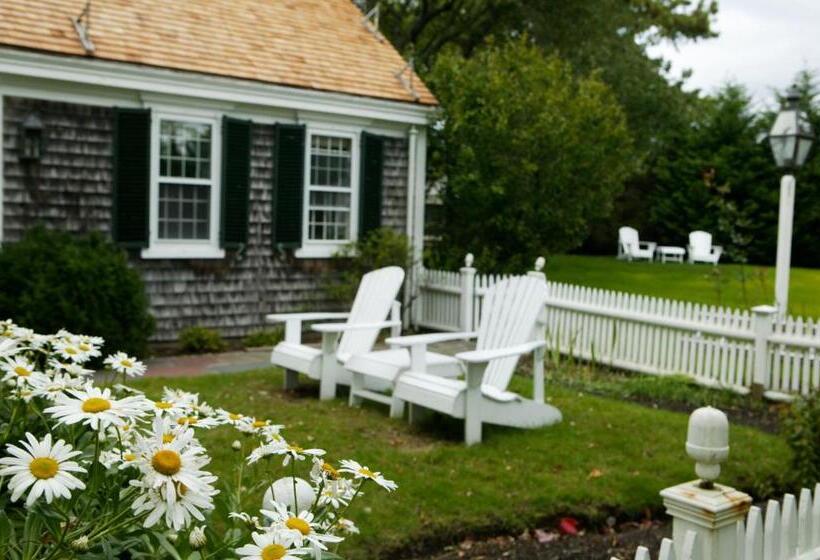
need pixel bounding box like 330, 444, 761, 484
312, 321, 402, 333
386, 331, 477, 347
266, 312, 349, 323
456, 340, 546, 364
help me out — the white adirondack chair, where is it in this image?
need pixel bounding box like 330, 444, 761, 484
618, 226, 656, 261
688, 230, 722, 265
389, 276, 562, 445
267, 266, 404, 400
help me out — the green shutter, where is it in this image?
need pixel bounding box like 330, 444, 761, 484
112, 108, 151, 247
272, 123, 306, 249
221, 117, 252, 249
359, 132, 384, 238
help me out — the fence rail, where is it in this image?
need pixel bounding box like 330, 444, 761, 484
414, 256, 820, 399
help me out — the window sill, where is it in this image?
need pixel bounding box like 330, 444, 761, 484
140, 245, 226, 260
294, 243, 348, 259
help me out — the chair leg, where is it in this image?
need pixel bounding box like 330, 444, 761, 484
349, 372, 364, 407
283, 369, 299, 391
389, 396, 405, 419
318, 332, 338, 401
464, 362, 484, 445
464, 411, 482, 445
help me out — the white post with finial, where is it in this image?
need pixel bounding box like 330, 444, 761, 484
660, 407, 751, 560
460, 253, 476, 332
528, 256, 547, 282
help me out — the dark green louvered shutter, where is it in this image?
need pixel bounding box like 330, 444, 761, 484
220, 117, 252, 249
272, 124, 306, 249
359, 132, 384, 238
112, 108, 151, 247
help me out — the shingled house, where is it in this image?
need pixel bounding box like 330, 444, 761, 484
0, 0, 436, 342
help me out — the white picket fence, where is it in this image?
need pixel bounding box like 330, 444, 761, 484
413, 256, 820, 399
615, 484, 820, 560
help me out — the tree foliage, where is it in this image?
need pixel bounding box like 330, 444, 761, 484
427, 40, 634, 271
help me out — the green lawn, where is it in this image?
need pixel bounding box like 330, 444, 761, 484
135, 369, 789, 559
547, 254, 820, 318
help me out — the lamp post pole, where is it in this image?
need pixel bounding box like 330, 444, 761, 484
774, 174, 796, 315
767, 84, 814, 316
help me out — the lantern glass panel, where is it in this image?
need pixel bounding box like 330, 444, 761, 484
796, 136, 813, 167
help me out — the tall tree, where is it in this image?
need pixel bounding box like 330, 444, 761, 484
428, 40, 634, 271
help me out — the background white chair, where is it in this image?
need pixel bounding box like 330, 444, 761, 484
688, 230, 723, 265
268, 266, 404, 400
388, 276, 562, 445
618, 226, 656, 261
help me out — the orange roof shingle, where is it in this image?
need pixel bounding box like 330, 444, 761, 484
0, 0, 437, 106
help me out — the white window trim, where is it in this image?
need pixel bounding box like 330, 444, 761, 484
141, 110, 225, 260
295, 126, 360, 259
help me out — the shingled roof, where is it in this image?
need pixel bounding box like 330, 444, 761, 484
0, 0, 436, 106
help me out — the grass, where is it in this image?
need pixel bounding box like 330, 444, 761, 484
134, 368, 790, 559
546, 254, 820, 318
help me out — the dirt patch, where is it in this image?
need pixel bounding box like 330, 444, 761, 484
410, 521, 671, 560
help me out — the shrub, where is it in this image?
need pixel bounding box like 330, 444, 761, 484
0, 227, 154, 357
328, 228, 411, 304
783, 394, 820, 487
242, 327, 284, 349
178, 326, 227, 354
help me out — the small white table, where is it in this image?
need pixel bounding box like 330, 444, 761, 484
656, 245, 685, 263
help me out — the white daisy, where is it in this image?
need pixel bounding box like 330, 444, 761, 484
261, 503, 342, 551
53, 339, 92, 363
173, 415, 220, 430
131, 475, 218, 531
151, 398, 192, 418
249, 441, 324, 467
318, 478, 354, 509
29, 372, 86, 400
216, 409, 251, 427
45, 387, 150, 430
132, 426, 214, 504
338, 459, 397, 491
336, 518, 359, 535
229, 511, 264, 530
1, 357, 48, 387
236, 531, 310, 560
0, 433, 86, 506
104, 352, 147, 377
49, 359, 94, 377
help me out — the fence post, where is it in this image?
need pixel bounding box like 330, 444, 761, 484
460, 253, 476, 332
660, 407, 751, 560
527, 256, 547, 282
751, 305, 776, 397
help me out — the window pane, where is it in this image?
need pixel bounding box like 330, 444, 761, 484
158, 182, 211, 240
159, 120, 212, 179
309, 135, 351, 188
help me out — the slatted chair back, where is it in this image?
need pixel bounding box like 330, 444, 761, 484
337, 266, 405, 359
476, 276, 548, 392
689, 230, 713, 257
619, 226, 639, 255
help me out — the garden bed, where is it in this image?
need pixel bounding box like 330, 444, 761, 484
134, 369, 789, 560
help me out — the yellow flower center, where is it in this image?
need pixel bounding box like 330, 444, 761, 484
120, 359, 134, 369
79, 342, 91, 351
162, 433, 175, 444
123, 452, 136, 462
177, 416, 197, 426
82, 397, 112, 413
359, 467, 376, 478
176, 482, 188, 496
252, 420, 267, 429
154, 401, 174, 409
286, 517, 311, 536
288, 445, 304, 454
229, 413, 243, 421
151, 449, 181, 476
322, 463, 339, 479
13, 365, 31, 377
64, 346, 78, 355
261, 544, 287, 560
29, 457, 59, 479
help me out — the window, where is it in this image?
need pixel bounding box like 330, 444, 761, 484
142, 113, 223, 259
306, 134, 354, 243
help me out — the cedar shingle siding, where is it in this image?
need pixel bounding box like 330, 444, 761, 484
2, 97, 410, 342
